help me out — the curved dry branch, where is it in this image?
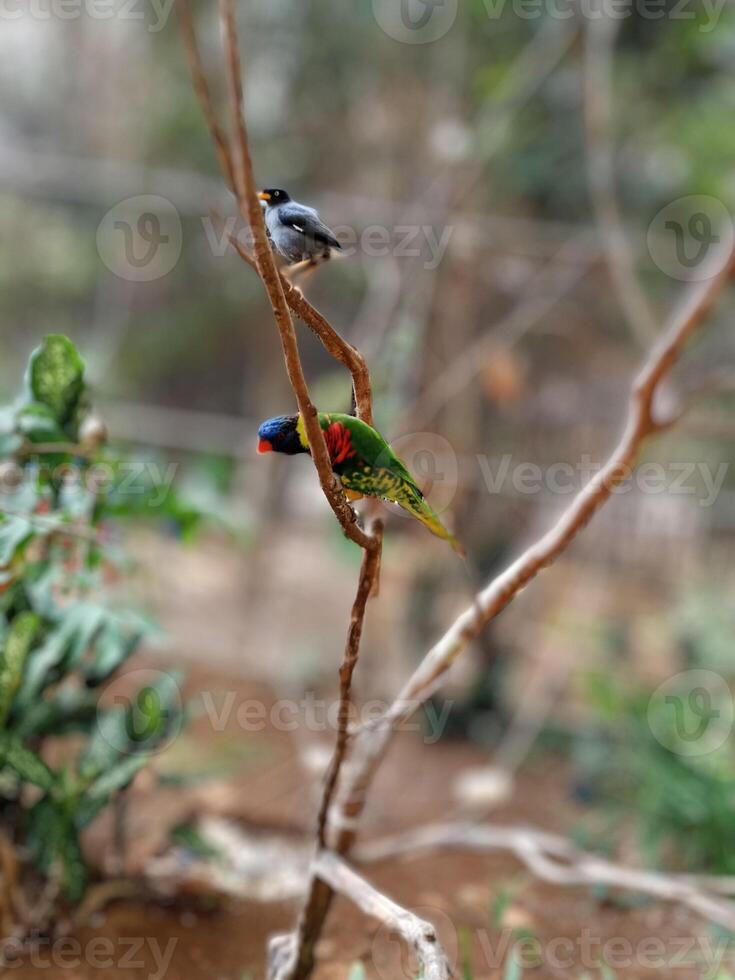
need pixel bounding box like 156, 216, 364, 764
269, 851, 451, 980
357, 821, 735, 933
339, 238, 735, 800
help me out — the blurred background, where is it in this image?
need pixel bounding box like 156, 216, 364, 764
2, 0, 735, 976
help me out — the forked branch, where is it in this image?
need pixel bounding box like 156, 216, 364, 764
177, 3, 735, 976
284, 240, 735, 979
270, 851, 450, 980
178, 0, 373, 427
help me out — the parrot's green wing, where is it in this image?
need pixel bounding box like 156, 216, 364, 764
319, 413, 414, 477
318, 413, 464, 555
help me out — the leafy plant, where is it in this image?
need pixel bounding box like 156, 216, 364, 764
0, 335, 191, 927
572, 620, 735, 875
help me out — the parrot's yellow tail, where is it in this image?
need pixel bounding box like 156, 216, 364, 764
396, 484, 465, 556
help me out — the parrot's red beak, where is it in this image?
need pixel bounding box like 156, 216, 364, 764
257, 438, 273, 454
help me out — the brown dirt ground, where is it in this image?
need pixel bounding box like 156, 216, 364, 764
10, 662, 728, 980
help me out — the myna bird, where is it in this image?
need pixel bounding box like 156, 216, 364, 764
257, 189, 343, 265
257, 412, 464, 554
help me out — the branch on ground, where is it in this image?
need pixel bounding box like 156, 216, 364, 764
357, 821, 735, 933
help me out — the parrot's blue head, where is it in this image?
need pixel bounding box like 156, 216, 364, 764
257, 415, 305, 455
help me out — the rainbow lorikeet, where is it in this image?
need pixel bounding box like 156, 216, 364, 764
257, 412, 463, 554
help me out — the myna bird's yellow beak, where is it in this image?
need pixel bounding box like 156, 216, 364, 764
257, 191, 271, 201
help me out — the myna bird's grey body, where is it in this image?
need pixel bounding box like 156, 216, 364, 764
258, 188, 342, 265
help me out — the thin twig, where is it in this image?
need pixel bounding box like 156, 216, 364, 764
406, 233, 598, 425
583, 1, 657, 345
177, 0, 236, 193
217, 0, 375, 551
226, 231, 374, 425
316, 522, 384, 850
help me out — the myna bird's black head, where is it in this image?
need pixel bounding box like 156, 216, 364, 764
257, 188, 291, 207
257, 415, 305, 455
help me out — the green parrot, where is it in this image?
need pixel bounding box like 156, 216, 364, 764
257, 412, 463, 554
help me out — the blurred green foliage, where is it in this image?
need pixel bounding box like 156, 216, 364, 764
572, 594, 735, 873
0, 336, 190, 908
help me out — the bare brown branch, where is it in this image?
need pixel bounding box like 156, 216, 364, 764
226, 232, 374, 425
316, 522, 384, 850
345, 238, 735, 755
178, 7, 387, 976
217, 0, 375, 552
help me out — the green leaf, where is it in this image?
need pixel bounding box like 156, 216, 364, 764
0, 514, 35, 566
13, 687, 97, 739
0, 611, 40, 724
0, 733, 56, 791
170, 823, 222, 860
14, 402, 69, 445
83, 619, 143, 687
26, 335, 85, 428
16, 603, 106, 706
0, 431, 23, 456
88, 754, 150, 801
79, 671, 183, 783
27, 795, 87, 902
